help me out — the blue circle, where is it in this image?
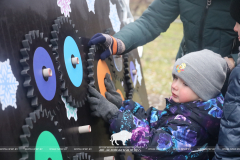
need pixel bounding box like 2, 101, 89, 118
33, 47, 56, 101
64, 36, 83, 87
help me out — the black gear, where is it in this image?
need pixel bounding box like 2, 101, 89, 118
73, 152, 93, 160
50, 16, 89, 108
19, 108, 67, 160
19, 30, 62, 110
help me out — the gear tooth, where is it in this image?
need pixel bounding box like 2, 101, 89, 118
31, 97, 38, 107
79, 101, 82, 107
72, 24, 75, 28
20, 59, 29, 69
82, 100, 85, 106
63, 89, 69, 97
75, 101, 79, 108
89, 80, 95, 87
58, 129, 62, 133
20, 48, 29, 58
54, 19, 61, 27
66, 95, 72, 103
87, 59, 93, 66
37, 104, 43, 112
22, 40, 30, 50
89, 48, 94, 54
29, 31, 35, 39
44, 37, 48, 42
50, 39, 58, 46
75, 30, 78, 33
29, 112, 36, 123
25, 117, 33, 128
88, 155, 91, 160
35, 109, 41, 119
81, 152, 84, 159
62, 16, 66, 23
49, 44, 52, 48
40, 32, 44, 38
25, 34, 32, 44
20, 134, 29, 145
26, 87, 34, 98
85, 153, 88, 159
69, 20, 72, 24
22, 125, 30, 136
52, 24, 60, 32
71, 99, 76, 107
54, 121, 58, 126
61, 81, 66, 90
88, 52, 94, 60
35, 30, 39, 37
73, 156, 78, 160
19, 146, 28, 159
51, 30, 58, 39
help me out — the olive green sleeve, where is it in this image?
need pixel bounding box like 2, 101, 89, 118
113, 0, 179, 53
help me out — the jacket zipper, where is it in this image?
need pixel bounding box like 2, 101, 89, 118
198, 0, 212, 50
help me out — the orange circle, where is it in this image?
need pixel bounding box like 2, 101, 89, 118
116, 89, 125, 101
97, 60, 111, 98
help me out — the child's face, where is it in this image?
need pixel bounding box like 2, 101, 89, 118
234, 22, 240, 41
171, 75, 201, 103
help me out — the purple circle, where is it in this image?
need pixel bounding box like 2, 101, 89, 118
33, 47, 56, 101
130, 61, 136, 83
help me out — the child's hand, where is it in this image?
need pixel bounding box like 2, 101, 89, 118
88, 33, 125, 60
87, 85, 119, 122
104, 73, 123, 108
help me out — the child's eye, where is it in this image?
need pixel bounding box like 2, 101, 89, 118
184, 83, 188, 86
173, 75, 178, 79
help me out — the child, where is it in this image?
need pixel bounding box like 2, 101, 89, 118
88, 49, 228, 160
213, 0, 240, 159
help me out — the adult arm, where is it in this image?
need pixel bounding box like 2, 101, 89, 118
113, 0, 180, 53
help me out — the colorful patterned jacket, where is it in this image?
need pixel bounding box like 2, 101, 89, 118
109, 95, 224, 160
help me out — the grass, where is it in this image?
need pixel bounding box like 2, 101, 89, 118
141, 22, 183, 96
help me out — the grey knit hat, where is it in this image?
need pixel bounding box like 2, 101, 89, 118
172, 49, 228, 101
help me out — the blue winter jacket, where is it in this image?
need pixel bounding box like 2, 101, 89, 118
109, 96, 224, 160
213, 64, 240, 160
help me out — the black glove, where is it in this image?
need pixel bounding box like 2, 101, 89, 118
87, 85, 119, 122
104, 73, 123, 109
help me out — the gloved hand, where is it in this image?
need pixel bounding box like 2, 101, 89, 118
87, 85, 119, 122
88, 33, 125, 60
104, 73, 123, 109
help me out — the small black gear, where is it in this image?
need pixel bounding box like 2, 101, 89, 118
19, 108, 67, 160
73, 152, 93, 160
50, 16, 89, 108
19, 30, 62, 110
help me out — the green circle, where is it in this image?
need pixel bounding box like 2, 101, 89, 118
35, 131, 63, 160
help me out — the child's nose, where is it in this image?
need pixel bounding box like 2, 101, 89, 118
171, 81, 178, 90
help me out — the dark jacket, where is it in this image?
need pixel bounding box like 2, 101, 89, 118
109, 96, 224, 160
114, 0, 239, 63
213, 64, 240, 160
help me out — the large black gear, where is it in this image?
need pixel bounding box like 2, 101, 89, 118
50, 16, 89, 108
19, 108, 67, 160
19, 30, 62, 110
